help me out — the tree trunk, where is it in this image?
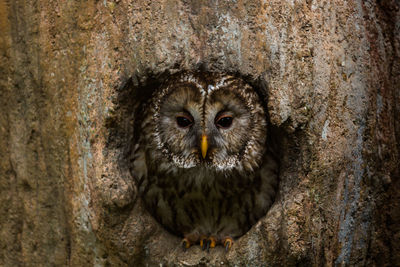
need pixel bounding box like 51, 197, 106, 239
0, 0, 399, 266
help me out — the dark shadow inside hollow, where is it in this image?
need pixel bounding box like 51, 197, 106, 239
106, 70, 285, 245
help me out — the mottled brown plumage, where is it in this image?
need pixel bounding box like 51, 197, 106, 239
132, 71, 278, 250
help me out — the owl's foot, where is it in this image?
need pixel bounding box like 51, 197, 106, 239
181, 238, 191, 252
223, 237, 233, 251
200, 236, 216, 252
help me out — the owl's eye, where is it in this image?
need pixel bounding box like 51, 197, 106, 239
215, 115, 233, 129
176, 115, 193, 128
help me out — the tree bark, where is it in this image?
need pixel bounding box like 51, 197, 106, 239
0, 0, 399, 266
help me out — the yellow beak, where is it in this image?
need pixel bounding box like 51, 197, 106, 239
201, 134, 208, 159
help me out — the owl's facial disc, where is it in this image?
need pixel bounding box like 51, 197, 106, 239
153, 73, 266, 171
201, 89, 258, 169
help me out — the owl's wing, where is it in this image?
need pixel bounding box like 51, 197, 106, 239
131, 143, 148, 186
258, 151, 279, 207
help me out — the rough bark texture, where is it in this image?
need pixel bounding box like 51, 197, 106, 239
0, 0, 399, 266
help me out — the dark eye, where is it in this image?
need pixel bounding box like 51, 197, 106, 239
176, 116, 193, 128
215, 115, 233, 129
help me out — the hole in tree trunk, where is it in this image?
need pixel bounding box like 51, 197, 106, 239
105, 70, 285, 252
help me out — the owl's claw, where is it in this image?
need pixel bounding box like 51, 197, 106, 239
206, 239, 211, 252
200, 236, 216, 252
208, 236, 216, 250
182, 238, 191, 251
200, 236, 207, 251
223, 237, 233, 251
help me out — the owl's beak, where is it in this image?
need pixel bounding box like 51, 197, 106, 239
201, 134, 208, 159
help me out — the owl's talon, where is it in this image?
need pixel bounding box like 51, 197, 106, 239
206, 239, 211, 252
200, 236, 207, 251
182, 238, 191, 251
223, 237, 233, 251
200, 236, 216, 252
208, 236, 216, 250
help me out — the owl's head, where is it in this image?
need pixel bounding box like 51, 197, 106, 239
148, 72, 267, 172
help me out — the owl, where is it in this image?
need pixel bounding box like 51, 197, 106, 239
132, 71, 278, 251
